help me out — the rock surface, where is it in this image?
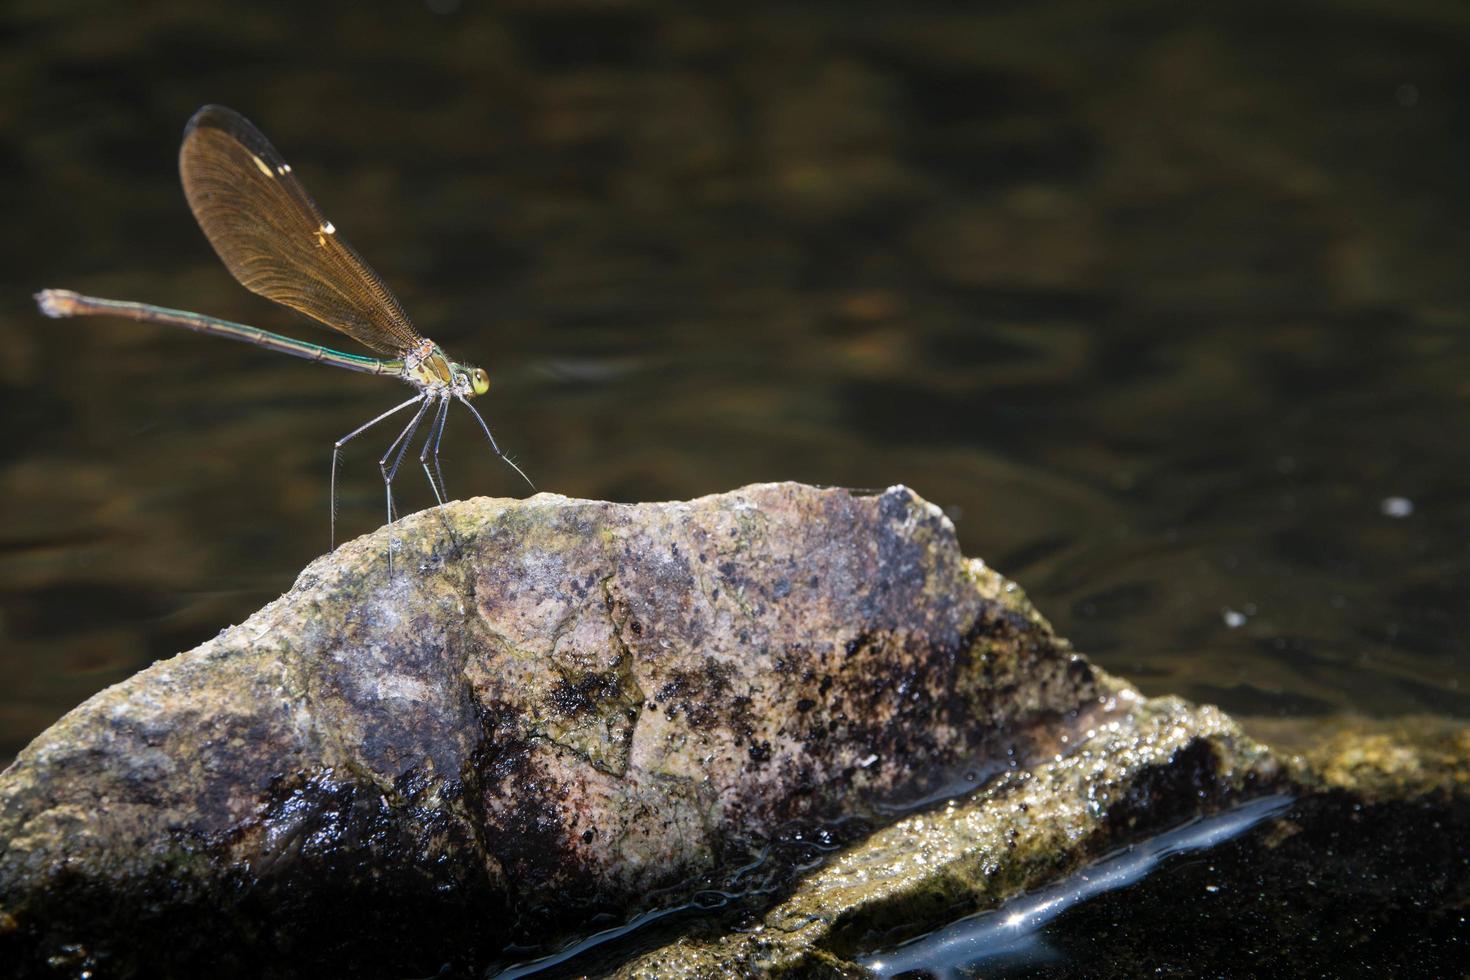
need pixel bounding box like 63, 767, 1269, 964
0, 483, 1103, 977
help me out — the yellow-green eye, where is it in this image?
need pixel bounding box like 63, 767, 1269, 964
470, 367, 490, 395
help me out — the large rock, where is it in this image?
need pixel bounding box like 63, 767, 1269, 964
0, 483, 1104, 977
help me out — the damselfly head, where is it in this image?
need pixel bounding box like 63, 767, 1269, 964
454, 364, 490, 397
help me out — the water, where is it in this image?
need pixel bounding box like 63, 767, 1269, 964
0, 0, 1467, 964
8, 2, 1467, 763
853, 790, 1470, 978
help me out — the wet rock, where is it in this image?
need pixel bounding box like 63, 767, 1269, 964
1246, 712, 1470, 802
606, 690, 1288, 978
605, 707, 1468, 979
0, 483, 1103, 977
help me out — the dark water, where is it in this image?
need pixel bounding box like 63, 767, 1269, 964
8, 2, 1469, 760
0, 0, 1467, 963
853, 791, 1470, 979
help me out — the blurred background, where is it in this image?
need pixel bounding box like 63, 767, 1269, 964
2, 0, 1469, 764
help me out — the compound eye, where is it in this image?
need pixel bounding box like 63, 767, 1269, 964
470, 368, 490, 395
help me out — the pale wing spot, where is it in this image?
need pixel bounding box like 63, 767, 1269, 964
282, 163, 292, 174
250, 153, 274, 178
314, 221, 337, 247
323, 220, 336, 234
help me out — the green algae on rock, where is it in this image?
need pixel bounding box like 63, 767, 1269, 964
0, 483, 1103, 977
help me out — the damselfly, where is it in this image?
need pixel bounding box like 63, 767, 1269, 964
37, 104, 531, 548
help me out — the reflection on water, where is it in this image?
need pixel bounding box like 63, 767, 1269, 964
859, 795, 1295, 978
2, 3, 1469, 767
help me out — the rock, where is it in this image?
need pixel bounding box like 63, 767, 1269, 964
1246, 712, 1470, 802
0, 483, 1104, 977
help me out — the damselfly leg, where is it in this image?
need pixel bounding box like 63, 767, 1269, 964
458, 395, 535, 491
420, 395, 451, 506
380, 395, 437, 526
331, 394, 425, 548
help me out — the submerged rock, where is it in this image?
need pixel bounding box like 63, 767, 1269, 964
0, 483, 1103, 977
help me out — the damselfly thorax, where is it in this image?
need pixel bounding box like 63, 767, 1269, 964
36, 104, 532, 551
401, 338, 489, 397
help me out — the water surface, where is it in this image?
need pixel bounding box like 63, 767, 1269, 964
2, 2, 1467, 766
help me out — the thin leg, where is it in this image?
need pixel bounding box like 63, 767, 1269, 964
430, 394, 450, 458
419, 395, 451, 506
331, 393, 425, 549
378, 396, 436, 578
380, 395, 437, 521
420, 396, 465, 557
456, 395, 536, 491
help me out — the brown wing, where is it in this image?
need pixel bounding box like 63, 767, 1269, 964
178, 104, 422, 357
